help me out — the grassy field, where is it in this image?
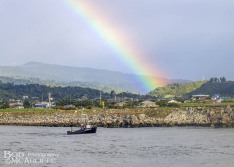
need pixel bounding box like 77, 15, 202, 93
0, 102, 233, 113
180, 102, 234, 107
0, 107, 173, 119
0, 108, 55, 113
0, 102, 233, 116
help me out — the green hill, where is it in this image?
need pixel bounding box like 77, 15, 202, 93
149, 81, 207, 98
187, 81, 234, 96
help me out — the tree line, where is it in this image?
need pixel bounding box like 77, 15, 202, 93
0, 82, 153, 105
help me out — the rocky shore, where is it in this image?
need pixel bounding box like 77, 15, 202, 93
0, 106, 234, 128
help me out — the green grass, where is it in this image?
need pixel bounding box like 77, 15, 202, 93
180, 102, 234, 107
145, 108, 173, 118
149, 80, 207, 97
1, 102, 233, 115
0, 108, 55, 113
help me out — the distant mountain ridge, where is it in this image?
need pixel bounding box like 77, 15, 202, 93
0, 76, 126, 93
0, 62, 190, 94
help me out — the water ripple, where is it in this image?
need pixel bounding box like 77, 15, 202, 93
0, 126, 234, 167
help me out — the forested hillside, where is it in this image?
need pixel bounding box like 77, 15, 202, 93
0, 83, 106, 100
149, 77, 234, 98
0, 82, 149, 101
187, 81, 234, 96
0, 76, 124, 93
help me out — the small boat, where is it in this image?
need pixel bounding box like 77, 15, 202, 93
67, 124, 97, 135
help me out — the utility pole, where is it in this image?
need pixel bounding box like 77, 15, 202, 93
100, 92, 102, 106
67, 95, 68, 105
67, 94, 71, 105
48, 92, 51, 108
41, 94, 44, 103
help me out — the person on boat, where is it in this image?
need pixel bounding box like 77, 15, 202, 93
81, 124, 85, 130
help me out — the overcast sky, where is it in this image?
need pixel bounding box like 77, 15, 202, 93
0, 0, 234, 81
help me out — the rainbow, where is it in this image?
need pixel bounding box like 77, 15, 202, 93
65, 0, 167, 92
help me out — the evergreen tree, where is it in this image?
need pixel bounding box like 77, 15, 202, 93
23, 100, 31, 108
220, 77, 227, 83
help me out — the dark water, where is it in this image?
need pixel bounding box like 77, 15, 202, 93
0, 126, 234, 167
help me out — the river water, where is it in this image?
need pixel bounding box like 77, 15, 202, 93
0, 126, 234, 167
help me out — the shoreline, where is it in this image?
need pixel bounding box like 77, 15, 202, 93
0, 106, 233, 128
0, 123, 232, 129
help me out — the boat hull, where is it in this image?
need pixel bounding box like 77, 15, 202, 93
67, 126, 97, 135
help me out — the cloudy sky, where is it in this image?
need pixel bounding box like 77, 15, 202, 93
0, 0, 233, 81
